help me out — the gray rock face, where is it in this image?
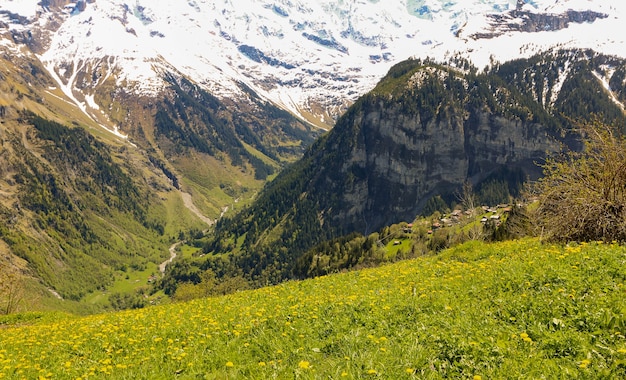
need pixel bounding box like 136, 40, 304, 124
205, 51, 626, 278
333, 99, 560, 233
473, 9, 608, 39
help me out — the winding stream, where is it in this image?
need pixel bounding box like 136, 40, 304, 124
159, 190, 214, 275
159, 241, 182, 274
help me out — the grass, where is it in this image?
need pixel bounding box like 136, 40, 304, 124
82, 264, 159, 306
179, 245, 201, 260
155, 190, 209, 238
174, 153, 263, 219
1, 238, 626, 379
384, 238, 412, 260
240, 141, 281, 167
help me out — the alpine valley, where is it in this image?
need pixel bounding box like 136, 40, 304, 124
1, 0, 625, 312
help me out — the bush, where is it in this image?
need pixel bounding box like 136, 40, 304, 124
108, 292, 147, 311
532, 121, 626, 242
428, 229, 450, 252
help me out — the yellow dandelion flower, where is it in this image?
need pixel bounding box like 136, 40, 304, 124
225, 361, 234, 368
367, 369, 377, 375
579, 359, 591, 369
473, 376, 482, 380
298, 360, 311, 369
406, 368, 415, 374
258, 361, 266, 366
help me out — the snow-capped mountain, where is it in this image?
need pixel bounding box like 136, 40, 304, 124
1, 0, 624, 131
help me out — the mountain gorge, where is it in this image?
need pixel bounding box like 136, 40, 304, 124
0, 0, 327, 311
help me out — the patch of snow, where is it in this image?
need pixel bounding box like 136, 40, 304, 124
549, 60, 571, 107
0, 1, 40, 19
443, 11, 626, 71
84, 94, 99, 110
592, 70, 625, 111
42, 60, 130, 141
47, 288, 63, 300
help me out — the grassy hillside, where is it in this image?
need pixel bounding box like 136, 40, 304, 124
1, 238, 625, 379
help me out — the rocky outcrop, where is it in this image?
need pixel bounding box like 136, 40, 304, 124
38, 0, 93, 13
40, 0, 74, 9
75, 1, 88, 12
473, 9, 608, 39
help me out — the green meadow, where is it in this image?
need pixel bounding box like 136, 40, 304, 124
1, 238, 625, 379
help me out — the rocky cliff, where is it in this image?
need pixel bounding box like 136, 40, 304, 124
334, 96, 560, 233
471, 7, 608, 39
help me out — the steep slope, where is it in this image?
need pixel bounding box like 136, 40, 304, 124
3, 239, 626, 379
200, 49, 626, 284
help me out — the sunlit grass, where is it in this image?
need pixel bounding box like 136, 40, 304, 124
1, 238, 625, 379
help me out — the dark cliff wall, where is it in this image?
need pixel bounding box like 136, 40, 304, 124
329, 94, 560, 233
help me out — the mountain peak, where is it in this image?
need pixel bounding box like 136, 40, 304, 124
2, 0, 623, 127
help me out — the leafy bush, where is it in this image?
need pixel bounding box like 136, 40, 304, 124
533, 121, 626, 242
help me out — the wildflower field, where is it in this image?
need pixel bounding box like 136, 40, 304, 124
1, 238, 626, 379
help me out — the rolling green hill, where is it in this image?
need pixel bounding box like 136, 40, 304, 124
1, 238, 625, 379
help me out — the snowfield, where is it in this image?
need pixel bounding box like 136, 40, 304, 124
1, 0, 624, 125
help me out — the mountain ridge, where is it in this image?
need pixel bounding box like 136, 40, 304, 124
197, 49, 626, 287
2, 0, 624, 129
